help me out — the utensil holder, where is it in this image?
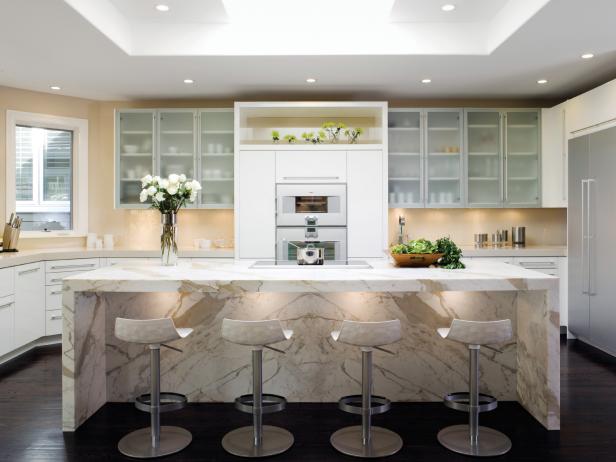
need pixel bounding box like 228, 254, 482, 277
1, 224, 20, 251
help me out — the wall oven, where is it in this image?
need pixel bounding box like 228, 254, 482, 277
276, 226, 347, 262
276, 184, 346, 227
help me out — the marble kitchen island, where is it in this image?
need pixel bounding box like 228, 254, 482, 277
61, 259, 559, 432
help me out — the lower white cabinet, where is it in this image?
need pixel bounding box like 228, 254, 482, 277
14, 262, 45, 348
46, 310, 63, 336
0, 267, 14, 298
0, 295, 15, 356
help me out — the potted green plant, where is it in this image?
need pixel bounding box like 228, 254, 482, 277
283, 134, 297, 144
301, 132, 313, 143
345, 127, 364, 144
271, 130, 280, 143
321, 121, 347, 143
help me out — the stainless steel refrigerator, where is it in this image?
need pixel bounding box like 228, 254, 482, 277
568, 125, 616, 355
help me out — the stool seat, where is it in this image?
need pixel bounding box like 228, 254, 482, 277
115, 317, 192, 345
438, 319, 512, 346
331, 320, 401, 348
222, 318, 293, 347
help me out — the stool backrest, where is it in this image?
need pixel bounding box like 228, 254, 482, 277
115, 317, 181, 345
222, 319, 288, 346
337, 319, 401, 347
447, 319, 512, 346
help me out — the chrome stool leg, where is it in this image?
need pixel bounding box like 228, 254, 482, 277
437, 346, 511, 457
331, 350, 403, 458
222, 349, 294, 457
118, 345, 192, 459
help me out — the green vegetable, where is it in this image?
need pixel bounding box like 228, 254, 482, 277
436, 237, 465, 269
391, 238, 437, 254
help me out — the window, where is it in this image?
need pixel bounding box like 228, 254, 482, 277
6, 111, 88, 237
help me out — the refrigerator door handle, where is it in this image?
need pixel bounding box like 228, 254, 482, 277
582, 179, 589, 295
587, 179, 596, 296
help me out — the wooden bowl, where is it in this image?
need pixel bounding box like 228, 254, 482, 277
390, 252, 444, 268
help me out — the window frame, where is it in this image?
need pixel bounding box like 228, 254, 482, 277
6, 110, 88, 238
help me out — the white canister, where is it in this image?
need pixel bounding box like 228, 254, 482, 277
103, 234, 114, 250
95, 238, 103, 250
199, 239, 212, 249
86, 233, 97, 249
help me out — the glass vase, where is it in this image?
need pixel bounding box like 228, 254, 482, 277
160, 212, 178, 266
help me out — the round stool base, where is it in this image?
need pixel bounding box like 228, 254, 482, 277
330, 426, 403, 458
118, 426, 192, 459
438, 424, 511, 457
222, 425, 294, 458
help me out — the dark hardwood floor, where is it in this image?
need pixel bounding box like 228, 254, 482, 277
0, 338, 614, 461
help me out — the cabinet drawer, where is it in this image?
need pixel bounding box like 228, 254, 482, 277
0, 295, 15, 357
46, 310, 63, 336
46, 271, 86, 286
45, 258, 99, 273
514, 257, 558, 269
108, 258, 158, 266
276, 151, 347, 183
46, 285, 64, 311
0, 267, 14, 298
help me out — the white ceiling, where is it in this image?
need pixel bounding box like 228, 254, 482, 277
0, 0, 615, 101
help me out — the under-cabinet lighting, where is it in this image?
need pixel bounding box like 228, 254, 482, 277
441, 4, 456, 12
155, 4, 170, 12
537, 79, 548, 84
223, 0, 395, 23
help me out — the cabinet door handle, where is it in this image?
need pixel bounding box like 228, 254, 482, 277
50, 315, 63, 320
49, 263, 96, 270
282, 176, 339, 180
49, 278, 62, 283
0, 302, 13, 309
18, 267, 40, 276
50, 290, 63, 295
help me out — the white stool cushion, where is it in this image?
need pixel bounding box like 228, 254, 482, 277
115, 317, 189, 345
437, 319, 512, 346
222, 318, 291, 346
332, 320, 401, 347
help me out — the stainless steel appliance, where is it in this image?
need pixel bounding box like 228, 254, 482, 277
568, 125, 616, 355
511, 227, 526, 247
277, 227, 347, 262
276, 184, 346, 227
287, 241, 325, 265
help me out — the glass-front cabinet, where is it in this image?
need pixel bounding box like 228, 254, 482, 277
200, 109, 234, 208
115, 108, 234, 209
388, 110, 422, 207
465, 110, 502, 207
116, 110, 156, 207
425, 110, 464, 207
505, 110, 540, 207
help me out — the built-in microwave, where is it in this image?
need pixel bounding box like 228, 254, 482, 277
276, 184, 346, 227
276, 227, 347, 262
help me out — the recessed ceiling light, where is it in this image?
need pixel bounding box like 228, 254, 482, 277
421, 78, 432, 84
306, 78, 317, 83
537, 79, 548, 84
155, 4, 169, 12
581, 53, 595, 59
183, 79, 194, 84
441, 4, 456, 12
50, 85, 61, 91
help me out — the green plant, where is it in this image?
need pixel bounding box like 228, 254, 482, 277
284, 134, 297, 144
345, 127, 364, 144
301, 132, 313, 143
321, 121, 347, 143
435, 237, 465, 269
271, 130, 280, 142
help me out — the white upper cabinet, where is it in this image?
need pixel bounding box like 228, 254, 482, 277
200, 109, 234, 208
158, 110, 197, 185
541, 103, 567, 207
388, 110, 423, 207
566, 78, 616, 136
276, 151, 347, 183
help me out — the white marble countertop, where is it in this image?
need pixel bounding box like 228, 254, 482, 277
63, 258, 557, 294
0, 247, 234, 269
460, 245, 567, 257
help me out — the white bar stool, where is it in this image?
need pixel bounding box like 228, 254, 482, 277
436, 318, 513, 457
221, 318, 294, 458
330, 320, 403, 458
114, 317, 193, 459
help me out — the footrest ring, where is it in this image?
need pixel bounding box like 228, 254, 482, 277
338, 395, 391, 416
135, 392, 187, 413
443, 392, 497, 413
234, 394, 287, 414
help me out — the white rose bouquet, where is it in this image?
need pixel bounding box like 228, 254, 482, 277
139, 173, 202, 265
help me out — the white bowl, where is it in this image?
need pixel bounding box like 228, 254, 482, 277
123, 145, 138, 154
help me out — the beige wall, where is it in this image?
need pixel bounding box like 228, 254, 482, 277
388, 208, 567, 247
1, 84, 564, 251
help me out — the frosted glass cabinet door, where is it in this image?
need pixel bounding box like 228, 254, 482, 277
505, 111, 540, 206
426, 110, 463, 207
200, 110, 234, 208
158, 110, 196, 180
388, 110, 422, 207
466, 111, 502, 207
116, 110, 156, 207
